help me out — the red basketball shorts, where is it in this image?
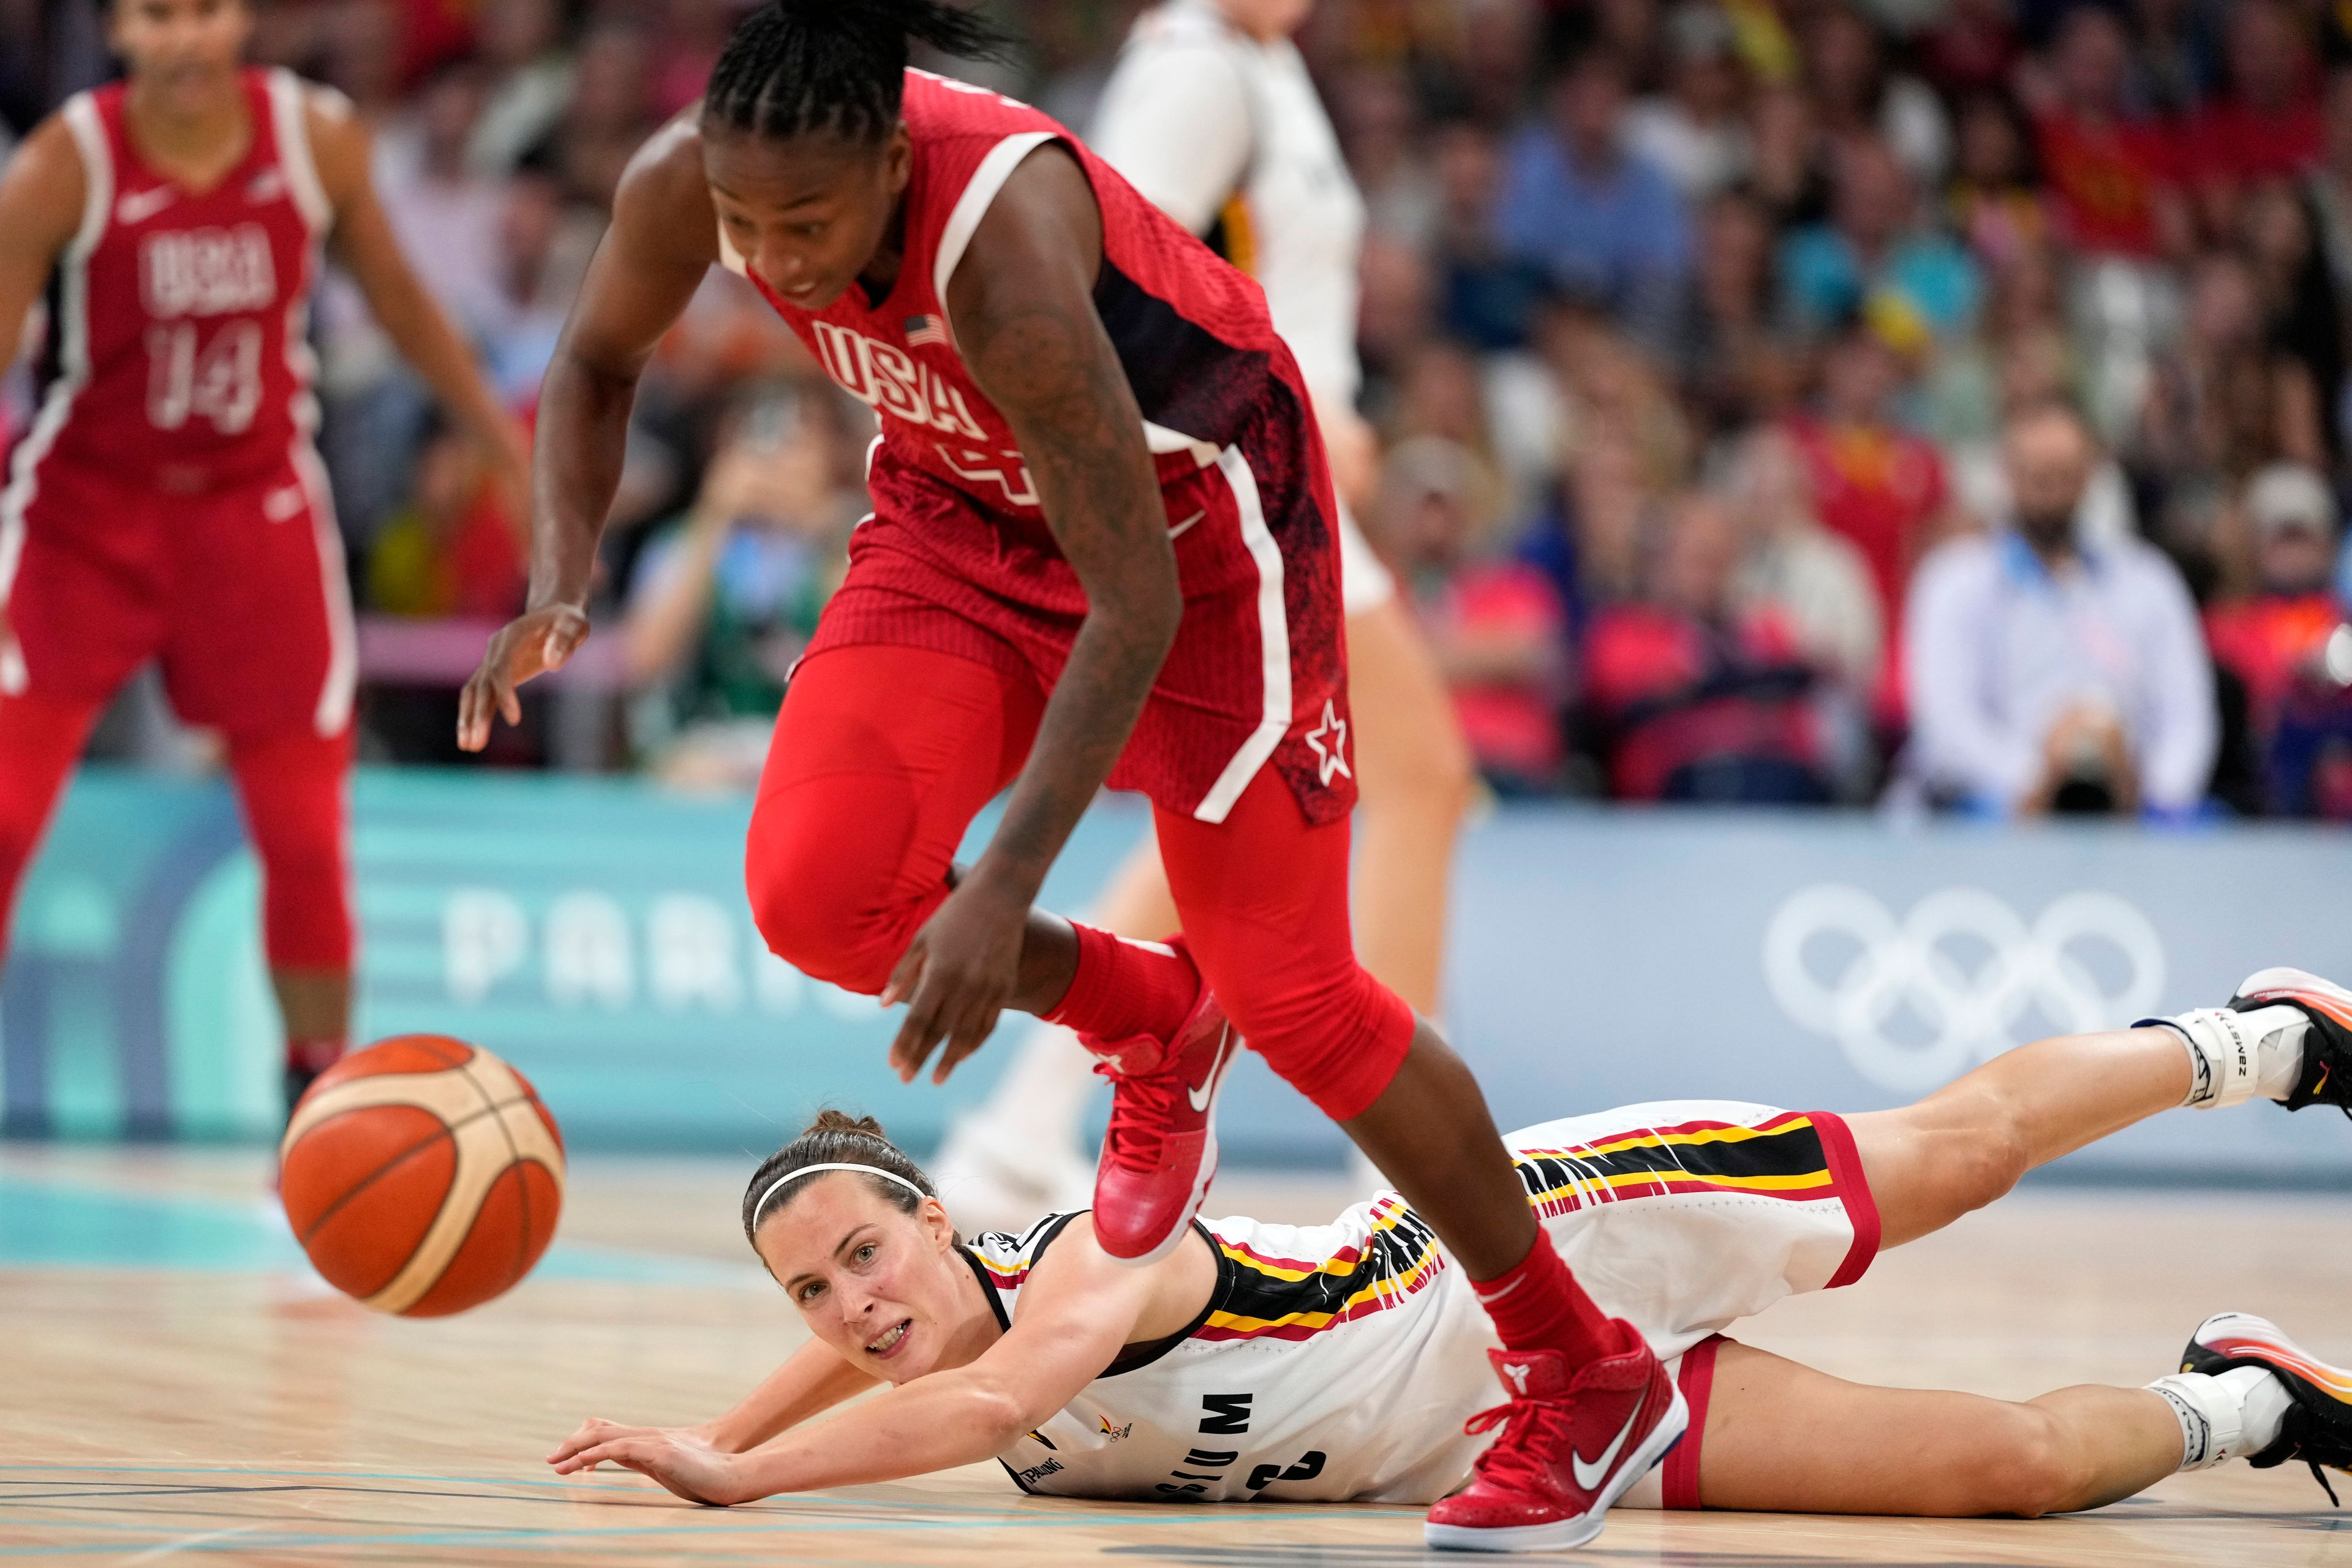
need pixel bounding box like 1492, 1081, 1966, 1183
2, 456, 355, 736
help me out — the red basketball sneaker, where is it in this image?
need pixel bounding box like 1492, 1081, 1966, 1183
1424, 1338, 1687, 1553
1082, 978, 1242, 1266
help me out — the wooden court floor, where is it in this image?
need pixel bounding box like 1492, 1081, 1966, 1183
2, 1144, 2346, 1566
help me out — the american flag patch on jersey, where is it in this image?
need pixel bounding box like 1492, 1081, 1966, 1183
905, 314, 948, 348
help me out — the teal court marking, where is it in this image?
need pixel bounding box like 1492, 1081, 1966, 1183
0, 1170, 760, 1288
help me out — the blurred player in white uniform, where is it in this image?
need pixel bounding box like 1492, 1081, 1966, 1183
934, 0, 1474, 1226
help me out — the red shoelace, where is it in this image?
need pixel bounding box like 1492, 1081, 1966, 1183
1094, 1058, 1184, 1172
1461, 1392, 1578, 1497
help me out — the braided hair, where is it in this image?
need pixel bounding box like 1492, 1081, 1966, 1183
703, 0, 1009, 146
741, 1109, 943, 1246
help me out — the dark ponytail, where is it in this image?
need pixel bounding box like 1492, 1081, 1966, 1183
703, 0, 1011, 146
741, 1109, 940, 1246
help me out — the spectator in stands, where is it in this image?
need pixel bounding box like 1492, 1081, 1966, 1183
1384, 435, 1571, 794
1797, 1, 1948, 183
466, 0, 572, 176
477, 159, 590, 403
1429, 122, 1544, 352
2023, 4, 2189, 262
2203, 465, 2352, 813
1726, 426, 1882, 698
2185, 0, 2323, 236
375, 60, 507, 338
2134, 249, 2327, 570
1581, 492, 1836, 802
1624, 2, 1751, 202
1746, 80, 1831, 230
1920, 0, 2019, 104
550, 20, 655, 212
621, 391, 863, 790
366, 418, 525, 621
1785, 323, 1958, 638
1494, 48, 1692, 358
1904, 401, 2216, 817
1684, 188, 1792, 435
1946, 91, 2048, 273
1779, 134, 1981, 345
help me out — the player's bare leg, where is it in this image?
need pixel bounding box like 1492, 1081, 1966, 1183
1669, 994, 2352, 1515
1695, 1340, 2187, 1515
1339, 597, 1472, 1014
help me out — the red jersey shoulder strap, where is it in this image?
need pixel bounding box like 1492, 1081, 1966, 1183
257, 67, 334, 234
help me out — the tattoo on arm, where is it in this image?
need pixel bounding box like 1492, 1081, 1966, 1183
951, 146, 1180, 892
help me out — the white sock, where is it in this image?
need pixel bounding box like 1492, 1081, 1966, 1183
2154, 1006, 2309, 1109
2146, 1368, 2292, 1469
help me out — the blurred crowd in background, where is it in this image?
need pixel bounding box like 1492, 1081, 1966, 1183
10, 0, 2352, 820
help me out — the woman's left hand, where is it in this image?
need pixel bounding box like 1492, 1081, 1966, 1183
548, 1419, 749, 1506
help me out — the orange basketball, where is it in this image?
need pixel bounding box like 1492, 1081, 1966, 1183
279, 1035, 565, 1317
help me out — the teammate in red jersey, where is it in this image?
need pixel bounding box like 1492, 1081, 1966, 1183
0, 0, 526, 1113
460, 2, 1670, 1546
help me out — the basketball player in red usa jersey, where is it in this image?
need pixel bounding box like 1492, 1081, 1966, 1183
0, 0, 526, 1113
459, 3, 1670, 1545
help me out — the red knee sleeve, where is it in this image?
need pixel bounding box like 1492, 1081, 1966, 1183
0, 693, 104, 957
1155, 770, 1415, 1121
227, 726, 355, 971
745, 646, 1042, 993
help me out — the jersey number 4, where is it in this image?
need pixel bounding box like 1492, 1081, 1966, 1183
145, 320, 263, 434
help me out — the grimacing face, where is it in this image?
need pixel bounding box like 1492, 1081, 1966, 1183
704, 122, 913, 312
753, 1172, 979, 1384
111, 0, 252, 115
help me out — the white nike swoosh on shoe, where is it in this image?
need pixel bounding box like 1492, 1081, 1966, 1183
1569, 1398, 1646, 1491
1167, 508, 1206, 540
1186, 1026, 1235, 1112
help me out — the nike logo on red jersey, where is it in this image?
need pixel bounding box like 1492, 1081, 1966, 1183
115, 186, 176, 225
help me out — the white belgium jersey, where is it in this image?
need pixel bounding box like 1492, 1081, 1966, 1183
1088, 0, 1366, 410
976, 1102, 1879, 1506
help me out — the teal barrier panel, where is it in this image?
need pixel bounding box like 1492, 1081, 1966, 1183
0, 767, 1153, 1155
6, 769, 2351, 1179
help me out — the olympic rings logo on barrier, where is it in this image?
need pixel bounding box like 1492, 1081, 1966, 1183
1762, 886, 2166, 1093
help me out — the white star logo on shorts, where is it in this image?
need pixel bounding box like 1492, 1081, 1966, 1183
1304, 700, 1351, 786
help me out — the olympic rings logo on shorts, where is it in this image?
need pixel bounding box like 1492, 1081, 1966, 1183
1762, 886, 2166, 1094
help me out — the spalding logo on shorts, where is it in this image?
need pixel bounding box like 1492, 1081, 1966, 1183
281, 1046, 565, 1316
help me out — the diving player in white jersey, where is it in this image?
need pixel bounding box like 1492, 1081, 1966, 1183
552, 968, 2352, 1541
929, 0, 1475, 1230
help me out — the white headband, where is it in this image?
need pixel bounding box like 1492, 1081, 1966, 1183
751, 1162, 932, 1230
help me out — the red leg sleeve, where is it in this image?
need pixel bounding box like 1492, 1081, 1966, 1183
1154, 767, 1415, 1120
0, 692, 103, 961
225, 725, 356, 971
745, 645, 1044, 995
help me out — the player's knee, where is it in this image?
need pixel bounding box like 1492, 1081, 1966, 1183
745, 809, 914, 995
1231, 968, 1414, 1121
1948, 1111, 2032, 1215
1373, 710, 1474, 825
1963, 1410, 2087, 1518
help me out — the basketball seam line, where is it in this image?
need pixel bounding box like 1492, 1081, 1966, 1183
457, 1057, 539, 1303
289, 1094, 551, 1253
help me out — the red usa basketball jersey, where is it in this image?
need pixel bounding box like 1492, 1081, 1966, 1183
723, 69, 1316, 526
9, 67, 331, 500
725, 69, 1356, 826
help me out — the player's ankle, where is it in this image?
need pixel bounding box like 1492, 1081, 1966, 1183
2147, 1368, 2292, 1469
2151, 1006, 2309, 1109
1469, 1231, 1628, 1366
1047, 924, 1199, 1048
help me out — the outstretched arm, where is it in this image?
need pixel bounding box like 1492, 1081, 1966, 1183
307, 92, 530, 513
458, 122, 718, 750
547, 1335, 878, 1492
883, 142, 1182, 1082
551, 1225, 1158, 1504
0, 116, 85, 689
